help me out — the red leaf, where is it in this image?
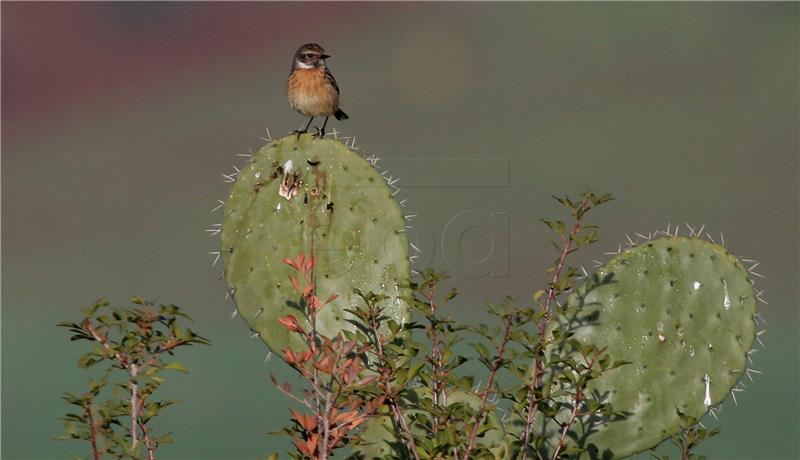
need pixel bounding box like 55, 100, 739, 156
290, 408, 318, 433
278, 315, 303, 333
309, 296, 321, 312
306, 434, 319, 456
282, 257, 298, 269
284, 348, 312, 366
366, 395, 387, 412
356, 374, 379, 387
324, 294, 339, 305
304, 255, 316, 273
312, 354, 335, 375
290, 276, 302, 293
331, 409, 352, 425
292, 437, 314, 457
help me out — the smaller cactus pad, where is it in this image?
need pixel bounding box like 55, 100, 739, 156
221, 134, 411, 354
563, 236, 757, 458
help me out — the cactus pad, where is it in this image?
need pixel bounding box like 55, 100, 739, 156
221, 134, 411, 354
563, 236, 757, 458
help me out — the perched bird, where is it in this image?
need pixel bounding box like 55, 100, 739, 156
286, 43, 349, 138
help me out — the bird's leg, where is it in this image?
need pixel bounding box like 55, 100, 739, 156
313, 117, 329, 138
295, 117, 314, 139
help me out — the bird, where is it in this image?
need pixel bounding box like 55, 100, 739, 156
286, 43, 349, 138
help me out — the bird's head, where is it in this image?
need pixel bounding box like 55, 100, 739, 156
293, 43, 330, 70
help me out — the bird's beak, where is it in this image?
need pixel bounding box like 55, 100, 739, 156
321, 53, 331, 59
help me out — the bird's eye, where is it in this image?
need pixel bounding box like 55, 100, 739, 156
304, 53, 313, 59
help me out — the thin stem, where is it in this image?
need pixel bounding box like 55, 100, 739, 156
426, 282, 445, 435
367, 305, 421, 460
139, 419, 157, 460
83, 322, 128, 367
307, 238, 325, 458
319, 342, 347, 460
681, 444, 690, 460
520, 196, 591, 460
83, 321, 143, 452
550, 351, 598, 460
83, 400, 101, 460
320, 390, 332, 460
129, 364, 140, 449
462, 307, 516, 460
551, 392, 582, 460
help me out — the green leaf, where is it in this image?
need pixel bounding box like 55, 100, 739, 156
164, 362, 189, 373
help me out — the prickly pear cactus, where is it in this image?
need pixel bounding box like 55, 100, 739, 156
562, 236, 757, 458
221, 134, 411, 354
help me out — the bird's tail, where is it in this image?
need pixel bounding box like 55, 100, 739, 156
334, 109, 349, 121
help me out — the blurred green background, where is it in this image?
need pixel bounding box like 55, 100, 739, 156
2, 2, 797, 459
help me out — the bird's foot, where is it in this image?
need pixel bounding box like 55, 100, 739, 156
312, 126, 326, 139
293, 129, 307, 140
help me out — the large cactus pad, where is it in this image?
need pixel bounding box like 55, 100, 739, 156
221, 134, 411, 354
564, 236, 757, 458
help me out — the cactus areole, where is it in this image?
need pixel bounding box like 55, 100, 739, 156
221, 134, 411, 354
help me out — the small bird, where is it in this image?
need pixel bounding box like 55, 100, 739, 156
286, 43, 349, 138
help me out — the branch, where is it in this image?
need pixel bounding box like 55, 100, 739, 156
366, 304, 421, 460
550, 351, 599, 460
83, 322, 129, 368
425, 281, 446, 435
129, 364, 140, 449
83, 400, 101, 460
462, 306, 516, 459
83, 321, 143, 451
520, 196, 592, 460
139, 417, 157, 460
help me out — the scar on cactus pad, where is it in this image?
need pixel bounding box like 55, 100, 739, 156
545, 235, 759, 458
221, 134, 411, 354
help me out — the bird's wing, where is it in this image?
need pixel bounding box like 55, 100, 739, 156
324, 68, 340, 95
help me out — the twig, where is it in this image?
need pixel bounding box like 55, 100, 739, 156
366, 303, 422, 460
83, 322, 128, 367
426, 281, 446, 435
83, 322, 142, 450
462, 306, 516, 459
129, 364, 140, 449
139, 418, 157, 460
83, 400, 101, 460
521, 196, 591, 460
550, 351, 599, 460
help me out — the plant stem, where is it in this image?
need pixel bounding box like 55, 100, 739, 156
139, 419, 157, 460
320, 391, 332, 460
129, 364, 140, 449
83, 400, 101, 460
462, 306, 516, 460
551, 391, 582, 460
426, 282, 446, 435
520, 196, 591, 460
550, 351, 598, 460
367, 305, 421, 460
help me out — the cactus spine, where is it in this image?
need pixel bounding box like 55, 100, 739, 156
220, 134, 411, 354
557, 236, 758, 458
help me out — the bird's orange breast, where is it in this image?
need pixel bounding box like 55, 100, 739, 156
287, 68, 338, 117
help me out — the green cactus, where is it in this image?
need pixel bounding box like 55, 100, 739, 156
220, 134, 411, 354
556, 236, 758, 458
